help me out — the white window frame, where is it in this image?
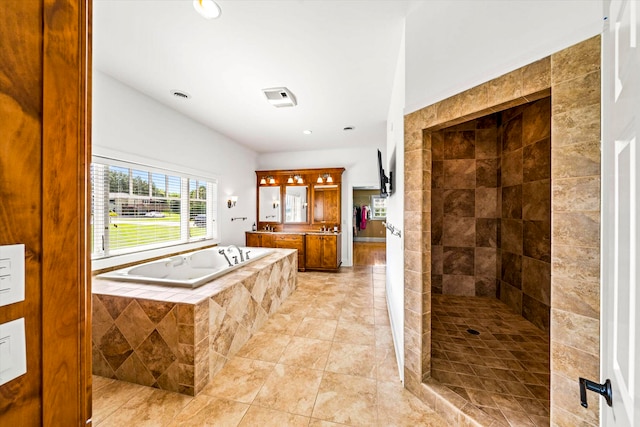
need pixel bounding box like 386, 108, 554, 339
370, 195, 388, 219
91, 156, 218, 269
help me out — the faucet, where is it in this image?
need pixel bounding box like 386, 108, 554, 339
226, 245, 244, 262
218, 249, 233, 267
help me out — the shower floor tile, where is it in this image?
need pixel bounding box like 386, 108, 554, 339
431, 294, 550, 426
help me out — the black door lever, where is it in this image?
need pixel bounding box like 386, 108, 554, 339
579, 377, 613, 408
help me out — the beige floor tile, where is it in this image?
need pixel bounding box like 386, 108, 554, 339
200, 357, 275, 403
92, 375, 116, 392
168, 395, 249, 426
295, 317, 338, 341
377, 381, 448, 427
96, 386, 192, 427
325, 342, 376, 378
260, 312, 305, 335
309, 419, 350, 426
92, 378, 147, 425
376, 346, 401, 383
307, 302, 343, 319
238, 405, 310, 427
333, 320, 375, 346
278, 336, 332, 370
235, 331, 291, 363
253, 363, 323, 417
312, 371, 377, 426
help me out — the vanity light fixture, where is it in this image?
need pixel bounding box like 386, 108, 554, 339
288, 175, 303, 184
260, 175, 276, 185
296, 175, 304, 184
227, 196, 238, 209
287, 176, 294, 184
193, 0, 221, 19
317, 173, 333, 184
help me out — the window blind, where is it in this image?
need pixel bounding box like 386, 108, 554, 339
91, 157, 217, 259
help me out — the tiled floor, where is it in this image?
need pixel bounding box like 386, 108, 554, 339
431, 294, 550, 426
93, 266, 448, 426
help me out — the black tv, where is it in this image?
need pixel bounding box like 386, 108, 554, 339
377, 149, 392, 197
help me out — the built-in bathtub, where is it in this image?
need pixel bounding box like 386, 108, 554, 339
92, 247, 297, 395
97, 246, 272, 287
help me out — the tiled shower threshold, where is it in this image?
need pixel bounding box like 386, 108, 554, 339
429, 294, 550, 426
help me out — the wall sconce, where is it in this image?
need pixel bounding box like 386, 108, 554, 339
260, 175, 276, 185
316, 174, 333, 184
227, 196, 238, 208
288, 175, 304, 184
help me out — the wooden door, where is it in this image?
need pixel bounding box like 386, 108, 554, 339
0, 1, 91, 425
305, 235, 323, 268
322, 235, 338, 269
602, 0, 639, 425
246, 232, 261, 247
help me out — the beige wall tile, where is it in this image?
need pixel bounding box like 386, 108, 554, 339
551, 35, 601, 85
551, 309, 599, 356
553, 211, 600, 247
552, 140, 601, 178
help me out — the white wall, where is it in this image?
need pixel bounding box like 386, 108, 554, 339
93, 71, 258, 256
385, 27, 406, 382
405, 0, 604, 114
258, 147, 383, 266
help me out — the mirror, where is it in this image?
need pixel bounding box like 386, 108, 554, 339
258, 186, 281, 222
312, 184, 340, 224
284, 186, 308, 223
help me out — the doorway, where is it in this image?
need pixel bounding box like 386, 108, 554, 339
352, 187, 386, 266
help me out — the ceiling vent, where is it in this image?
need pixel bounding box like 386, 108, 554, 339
262, 87, 297, 108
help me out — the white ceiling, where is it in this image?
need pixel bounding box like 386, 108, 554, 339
93, 0, 412, 154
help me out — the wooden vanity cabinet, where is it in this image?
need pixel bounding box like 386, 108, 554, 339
245, 232, 274, 248
305, 233, 341, 271
245, 232, 305, 271
273, 233, 305, 271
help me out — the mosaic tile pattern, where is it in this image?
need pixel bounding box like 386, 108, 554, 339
431, 294, 550, 426
93, 267, 449, 426
92, 249, 297, 395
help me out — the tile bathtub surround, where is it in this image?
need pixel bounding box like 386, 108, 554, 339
405, 36, 600, 426
92, 249, 298, 396
92, 267, 449, 427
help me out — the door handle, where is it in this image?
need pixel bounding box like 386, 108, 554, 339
579, 377, 613, 408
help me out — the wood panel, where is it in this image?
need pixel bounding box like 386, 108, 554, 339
0, 1, 91, 425
0, 2, 44, 425
42, 0, 92, 424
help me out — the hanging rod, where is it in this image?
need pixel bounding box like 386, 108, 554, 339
382, 221, 402, 238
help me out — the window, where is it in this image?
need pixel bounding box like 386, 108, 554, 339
371, 195, 387, 219
91, 157, 217, 259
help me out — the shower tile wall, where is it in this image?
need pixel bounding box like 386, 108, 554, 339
431, 98, 551, 332
500, 98, 551, 332
431, 115, 500, 297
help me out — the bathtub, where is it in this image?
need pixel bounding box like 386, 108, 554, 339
97, 246, 273, 287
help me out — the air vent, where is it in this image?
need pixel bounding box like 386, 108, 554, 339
262, 87, 297, 108
171, 90, 191, 99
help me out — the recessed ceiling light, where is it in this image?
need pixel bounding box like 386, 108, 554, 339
343, 126, 355, 131
193, 0, 221, 19
302, 130, 312, 135
170, 90, 191, 99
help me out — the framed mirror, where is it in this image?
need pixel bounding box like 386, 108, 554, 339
284, 186, 308, 223
258, 186, 281, 222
